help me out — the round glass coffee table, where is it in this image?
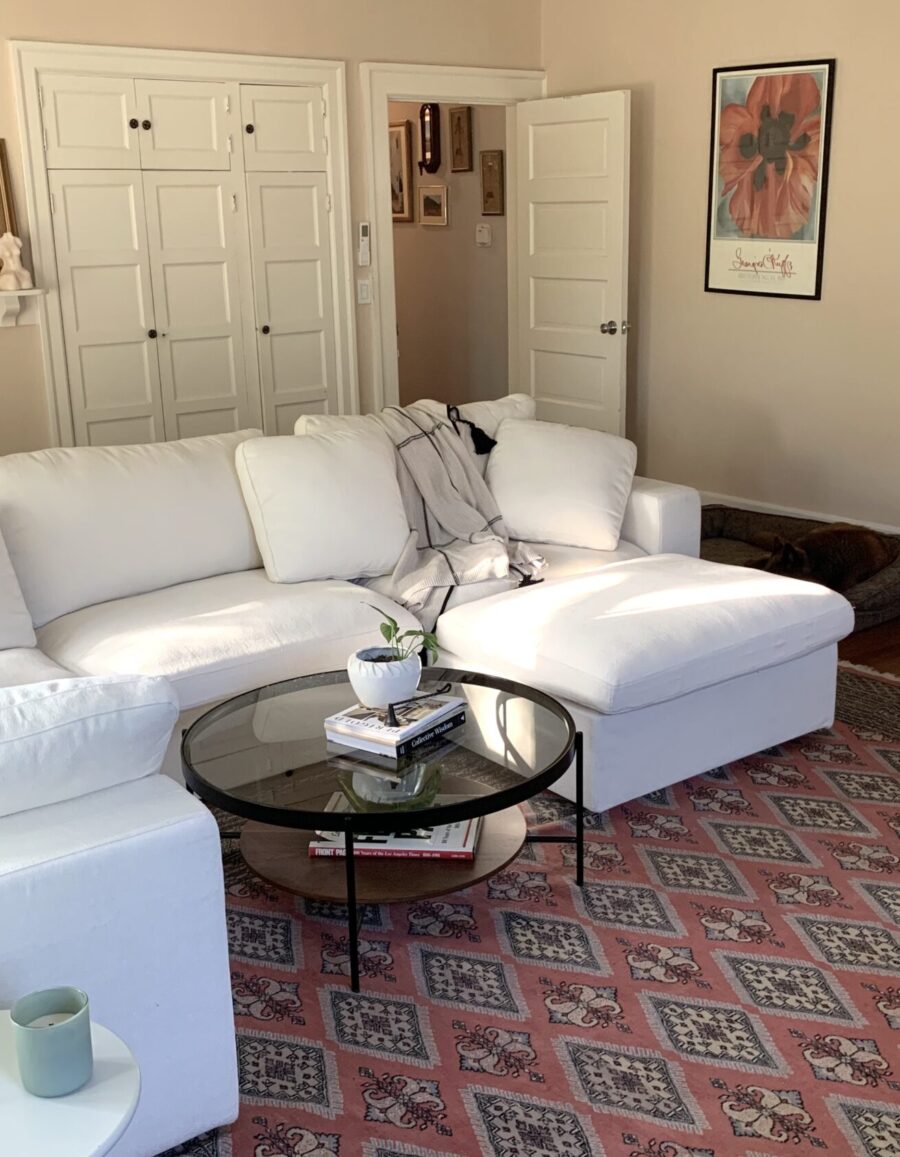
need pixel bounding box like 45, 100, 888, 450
182, 667, 583, 991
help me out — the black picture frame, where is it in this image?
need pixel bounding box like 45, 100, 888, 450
704, 58, 836, 300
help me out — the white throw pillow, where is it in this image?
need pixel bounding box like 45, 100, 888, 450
0, 674, 178, 819
487, 418, 638, 550
0, 528, 35, 650
236, 432, 409, 583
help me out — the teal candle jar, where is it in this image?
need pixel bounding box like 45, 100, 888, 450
10, 986, 93, 1097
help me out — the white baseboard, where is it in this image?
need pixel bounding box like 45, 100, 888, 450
700, 491, 900, 538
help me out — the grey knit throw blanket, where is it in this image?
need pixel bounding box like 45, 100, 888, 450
363, 405, 544, 629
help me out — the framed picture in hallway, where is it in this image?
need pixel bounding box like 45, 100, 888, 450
480, 149, 505, 216
389, 120, 414, 222
450, 105, 473, 171
705, 59, 836, 299
419, 184, 448, 226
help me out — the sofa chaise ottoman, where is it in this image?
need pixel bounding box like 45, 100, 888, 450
437, 553, 855, 813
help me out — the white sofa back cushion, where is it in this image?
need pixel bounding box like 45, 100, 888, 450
236, 432, 409, 583
487, 418, 638, 551
0, 674, 178, 818
0, 528, 35, 649
413, 394, 536, 474
0, 430, 263, 628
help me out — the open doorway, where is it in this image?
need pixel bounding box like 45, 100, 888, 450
388, 101, 508, 407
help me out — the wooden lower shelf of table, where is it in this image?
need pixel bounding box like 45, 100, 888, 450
240, 805, 527, 904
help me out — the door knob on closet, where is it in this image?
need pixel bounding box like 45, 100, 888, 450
261, 324, 270, 334
245, 124, 255, 134
129, 118, 139, 129
147, 329, 157, 339
141, 119, 152, 130
600, 320, 618, 335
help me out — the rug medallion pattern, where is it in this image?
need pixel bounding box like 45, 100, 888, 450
164, 666, 900, 1156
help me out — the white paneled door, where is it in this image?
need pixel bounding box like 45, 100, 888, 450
142, 172, 257, 438
240, 85, 326, 172
49, 170, 165, 445
135, 80, 230, 170
42, 76, 140, 169
246, 172, 337, 432
515, 91, 630, 434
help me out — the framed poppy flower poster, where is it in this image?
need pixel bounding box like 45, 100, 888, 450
705, 59, 836, 299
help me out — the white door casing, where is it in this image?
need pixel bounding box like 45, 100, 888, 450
240, 84, 327, 172
42, 75, 140, 169
135, 80, 230, 170
246, 172, 337, 432
515, 91, 630, 434
49, 170, 165, 446
142, 171, 257, 439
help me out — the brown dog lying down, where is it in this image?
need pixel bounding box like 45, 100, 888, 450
747, 523, 899, 593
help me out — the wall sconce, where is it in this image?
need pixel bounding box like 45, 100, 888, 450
418, 103, 441, 175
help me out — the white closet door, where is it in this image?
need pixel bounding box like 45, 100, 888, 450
42, 76, 140, 169
246, 173, 337, 433
142, 172, 255, 439
515, 91, 630, 434
50, 171, 165, 446
240, 85, 326, 172
136, 80, 230, 170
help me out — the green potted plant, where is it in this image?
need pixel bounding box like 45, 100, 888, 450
347, 607, 439, 708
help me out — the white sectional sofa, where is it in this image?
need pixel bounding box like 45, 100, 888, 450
0, 394, 855, 1155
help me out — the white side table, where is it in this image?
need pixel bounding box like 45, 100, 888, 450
0, 1010, 141, 1157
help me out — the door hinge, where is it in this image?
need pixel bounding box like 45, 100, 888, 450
42, 127, 48, 152
321, 98, 327, 118
224, 94, 231, 114
325, 193, 332, 212
227, 134, 233, 154
231, 193, 238, 213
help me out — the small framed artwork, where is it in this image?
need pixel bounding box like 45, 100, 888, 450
0, 141, 18, 237
418, 184, 448, 226
389, 121, 414, 222
449, 106, 473, 171
480, 149, 505, 216
705, 59, 836, 299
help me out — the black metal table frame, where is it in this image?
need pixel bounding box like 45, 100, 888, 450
182, 668, 585, 993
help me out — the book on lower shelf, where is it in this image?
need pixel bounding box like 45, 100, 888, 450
324, 693, 466, 759
309, 792, 482, 860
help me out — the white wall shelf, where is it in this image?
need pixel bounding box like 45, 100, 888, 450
0, 288, 45, 327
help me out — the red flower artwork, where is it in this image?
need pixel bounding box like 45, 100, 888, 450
719, 72, 821, 238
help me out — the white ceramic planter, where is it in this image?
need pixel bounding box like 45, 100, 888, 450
347, 647, 422, 709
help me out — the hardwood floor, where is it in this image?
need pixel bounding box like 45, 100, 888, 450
840, 618, 900, 675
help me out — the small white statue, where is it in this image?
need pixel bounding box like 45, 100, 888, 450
0, 232, 34, 291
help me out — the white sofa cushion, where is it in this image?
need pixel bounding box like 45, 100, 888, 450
0, 528, 35, 649
37, 570, 421, 711
621, 476, 701, 557
0, 430, 263, 628
0, 674, 178, 818
0, 648, 72, 689
236, 432, 409, 583
437, 554, 855, 715
487, 419, 638, 550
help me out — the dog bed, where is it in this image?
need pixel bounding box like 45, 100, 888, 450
701, 504, 900, 631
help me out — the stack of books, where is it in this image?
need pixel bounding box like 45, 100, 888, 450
324, 693, 466, 759
309, 793, 482, 861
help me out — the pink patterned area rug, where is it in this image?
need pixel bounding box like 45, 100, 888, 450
165, 664, 900, 1157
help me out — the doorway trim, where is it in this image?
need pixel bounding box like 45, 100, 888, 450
360, 62, 545, 410
12, 39, 359, 446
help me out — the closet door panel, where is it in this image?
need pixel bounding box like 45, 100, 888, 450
50, 170, 164, 446
43, 76, 139, 169
143, 171, 253, 438
136, 80, 230, 170
246, 172, 337, 433
240, 85, 326, 172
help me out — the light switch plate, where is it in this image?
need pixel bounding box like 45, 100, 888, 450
357, 279, 371, 305
475, 223, 492, 247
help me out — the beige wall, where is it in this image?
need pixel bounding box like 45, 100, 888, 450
390, 101, 507, 406
544, 0, 900, 527
0, 0, 541, 454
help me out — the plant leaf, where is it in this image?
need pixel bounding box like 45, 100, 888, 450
379, 622, 394, 643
